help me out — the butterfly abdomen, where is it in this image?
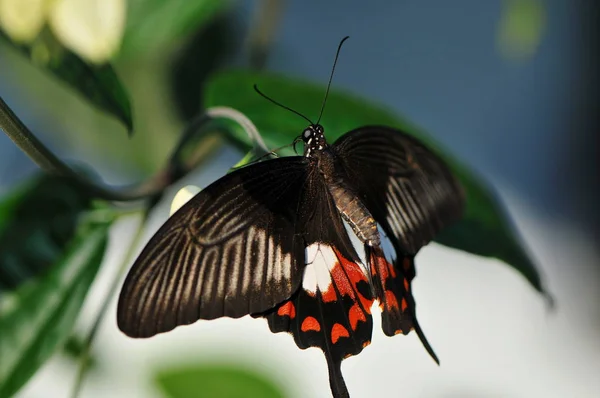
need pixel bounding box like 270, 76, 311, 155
328, 179, 380, 247
315, 149, 380, 247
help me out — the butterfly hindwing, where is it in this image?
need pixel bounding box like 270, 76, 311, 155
366, 245, 439, 363
332, 126, 464, 255
117, 157, 309, 338
255, 169, 374, 398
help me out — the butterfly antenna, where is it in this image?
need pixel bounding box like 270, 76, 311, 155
316, 36, 349, 125
254, 84, 314, 125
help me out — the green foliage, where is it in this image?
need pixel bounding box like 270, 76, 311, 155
121, 0, 233, 57
155, 365, 285, 398
0, 202, 113, 397
0, 31, 133, 133
204, 70, 546, 294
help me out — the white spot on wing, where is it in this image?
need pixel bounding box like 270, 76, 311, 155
302, 244, 337, 295
281, 251, 291, 281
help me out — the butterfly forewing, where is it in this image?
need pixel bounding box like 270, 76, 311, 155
333, 126, 463, 364
332, 126, 464, 255
117, 157, 308, 338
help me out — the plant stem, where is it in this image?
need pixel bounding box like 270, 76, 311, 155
0, 96, 75, 175
247, 0, 285, 69
0, 95, 260, 201
70, 210, 148, 398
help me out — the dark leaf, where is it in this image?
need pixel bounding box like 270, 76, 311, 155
0, 31, 133, 133
203, 70, 547, 295
170, 12, 239, 120
0, 175, 96, 292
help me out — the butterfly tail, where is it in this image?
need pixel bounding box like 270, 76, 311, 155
327, 358, 350, 398
413, 316, 440, 364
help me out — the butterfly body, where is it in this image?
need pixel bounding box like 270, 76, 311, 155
303, 124, 380, 247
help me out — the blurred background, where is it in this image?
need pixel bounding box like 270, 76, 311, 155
1, 0, 599, 397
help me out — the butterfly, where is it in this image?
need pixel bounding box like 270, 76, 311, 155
117, 37, 465, 398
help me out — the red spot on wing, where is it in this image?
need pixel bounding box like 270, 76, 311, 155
388, 260, 397, 278
402, 257, 411, 271
321, 250, 367, 302
370, 248, 396, 281
331, 323, 350, 344
277, 301, 296, 319
301, 316, 321, 332
348, 303, 366, 330
318, 248, 373, 315
403, 278, 409, 291
384, 290, 399, 310
401, 298, 408, 311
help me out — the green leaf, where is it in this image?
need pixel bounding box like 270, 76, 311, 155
155, 364, 284, 398
203, 70, 547, 295
121, 0, 232, 57
0, 210, 112, 397
0, 31, 133, 133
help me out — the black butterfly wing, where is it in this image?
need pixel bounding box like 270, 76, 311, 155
333, 126, 464, 363
332, 125, 464, 255
254, 166, 374, 398
117, 157, 309, 338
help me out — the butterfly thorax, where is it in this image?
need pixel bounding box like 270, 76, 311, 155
302, 124, 380, 247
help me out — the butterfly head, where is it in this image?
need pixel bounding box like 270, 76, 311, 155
302, 124, 327, 158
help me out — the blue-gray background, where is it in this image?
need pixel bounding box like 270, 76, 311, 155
3, 1, 598, 237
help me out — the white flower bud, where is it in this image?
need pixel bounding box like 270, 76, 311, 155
48, 0, 125, 64
170, 185, 201, 216
0, 0, 48, 43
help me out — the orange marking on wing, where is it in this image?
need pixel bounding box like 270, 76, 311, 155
402, 257, 411, 271
301, 316, 321, 332
401, 298, 408, 312
384, 290, 399, 310
277, 301, 296, 319
320, 249, 373, 313
403, 278, 409, 291
388, 261, 397, 278
348, 303, 366, 330
362, 340, 371, 348
370, 249, 389, 281
331, 323, 350, 344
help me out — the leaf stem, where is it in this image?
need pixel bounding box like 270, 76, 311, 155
0, 95, 260, 201
70, 210, 148, 398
